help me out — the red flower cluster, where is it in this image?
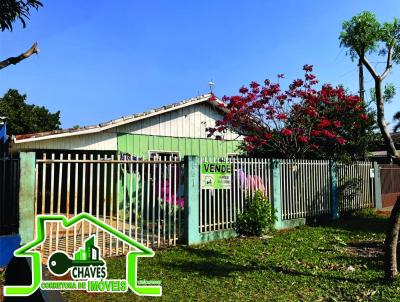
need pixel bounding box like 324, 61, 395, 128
281, 129, 292, 136
298, 136, 309, 143
276, 113, 288, 120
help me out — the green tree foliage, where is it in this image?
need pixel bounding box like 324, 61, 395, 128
0, 0, 42, 31
340, 11, 381, 60
0, 89, 60, 135
339, 11, 383, 102
370, 83, 396, 104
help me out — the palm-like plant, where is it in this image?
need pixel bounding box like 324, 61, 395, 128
394, 112, 400, 133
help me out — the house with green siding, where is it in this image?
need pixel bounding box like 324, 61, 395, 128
10, 94, 241, 159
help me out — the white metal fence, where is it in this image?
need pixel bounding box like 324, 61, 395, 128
199, 157, 272, 233
199, 158, 375, 233
33, 154, 375, 255
280, 159, 331, 220
34, 153, 184, 259
337, 161, 374, 212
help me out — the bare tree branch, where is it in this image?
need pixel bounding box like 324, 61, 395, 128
380, 45, 393, 80
359, 54, 379, 80
0, 42, 39, 70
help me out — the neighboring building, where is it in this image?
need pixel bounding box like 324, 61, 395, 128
368, 133, 400, 208
369, 132, 400, 164
10, 94, 241, 159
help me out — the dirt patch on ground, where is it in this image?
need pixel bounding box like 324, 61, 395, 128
376, 206, 393, 217
345, 240, 384, 258
376, 211, 391, 217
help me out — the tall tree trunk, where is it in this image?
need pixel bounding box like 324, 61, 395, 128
385, 196, 400, 280
358, 58, 364, 102
375, 79, 398, 161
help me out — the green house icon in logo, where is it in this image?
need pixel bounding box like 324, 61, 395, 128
3, 213, 162, 297
48, 236, 105, 276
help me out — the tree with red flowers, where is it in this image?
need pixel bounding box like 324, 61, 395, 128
207, 65, 376, 161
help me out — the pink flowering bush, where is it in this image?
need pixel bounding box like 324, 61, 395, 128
160, 179, 184, 208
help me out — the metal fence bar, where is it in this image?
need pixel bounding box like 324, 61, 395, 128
114, 161, 120, 253
109, 155, 114, 255
103, 155, 108, 255
168, 161, 172, 245
96, 154, 101, 250
157, 160, 161, 247
173, 160, 177, 245
74, 154, 79, 253
129, 162, 133, 251
162, 160, 166, 245
152, 162, 156, 248
88, 154, 93, 245
200, 157, 203, 232
81, 154, 86, 249
55, 154, 63, 251
134, 161, 139, 244
140, 162, 144, 246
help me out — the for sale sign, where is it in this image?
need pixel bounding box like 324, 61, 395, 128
201, 162, 232, 189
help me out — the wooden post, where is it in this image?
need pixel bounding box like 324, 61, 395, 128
19, 152, 36, 245
329, 160, 339, 220
184, 156, 201, 245
373, 162, 382, 210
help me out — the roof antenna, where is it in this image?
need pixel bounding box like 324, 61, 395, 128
208, 80, 215, 94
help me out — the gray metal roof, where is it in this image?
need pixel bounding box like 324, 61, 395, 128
14, 93, 222, 141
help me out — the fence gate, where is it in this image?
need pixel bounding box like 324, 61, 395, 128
34, 153, 184, 260
380, 164, 400, 208
0, 155, 19, 235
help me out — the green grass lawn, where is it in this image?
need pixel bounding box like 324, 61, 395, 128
61, 210, 400, 302
2, 211, 400, 301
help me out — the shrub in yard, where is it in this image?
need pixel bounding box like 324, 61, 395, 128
235, 190, 277, 236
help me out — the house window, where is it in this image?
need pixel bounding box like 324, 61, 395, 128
227, 153, 241, 160
149, 151, 180, 161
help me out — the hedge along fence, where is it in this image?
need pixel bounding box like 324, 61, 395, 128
184, 157, 379, 245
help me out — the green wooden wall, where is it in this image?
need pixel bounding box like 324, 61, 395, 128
117, 133, 240, 158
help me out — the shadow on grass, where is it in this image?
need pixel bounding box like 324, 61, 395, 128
163, 239, 385, 284
311, 213, 388, 234
163, 214, 390, 285
184, 246, 229, 259
161, 257, 383, 284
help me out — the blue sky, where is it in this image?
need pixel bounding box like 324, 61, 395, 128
0, 0, 399, 129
